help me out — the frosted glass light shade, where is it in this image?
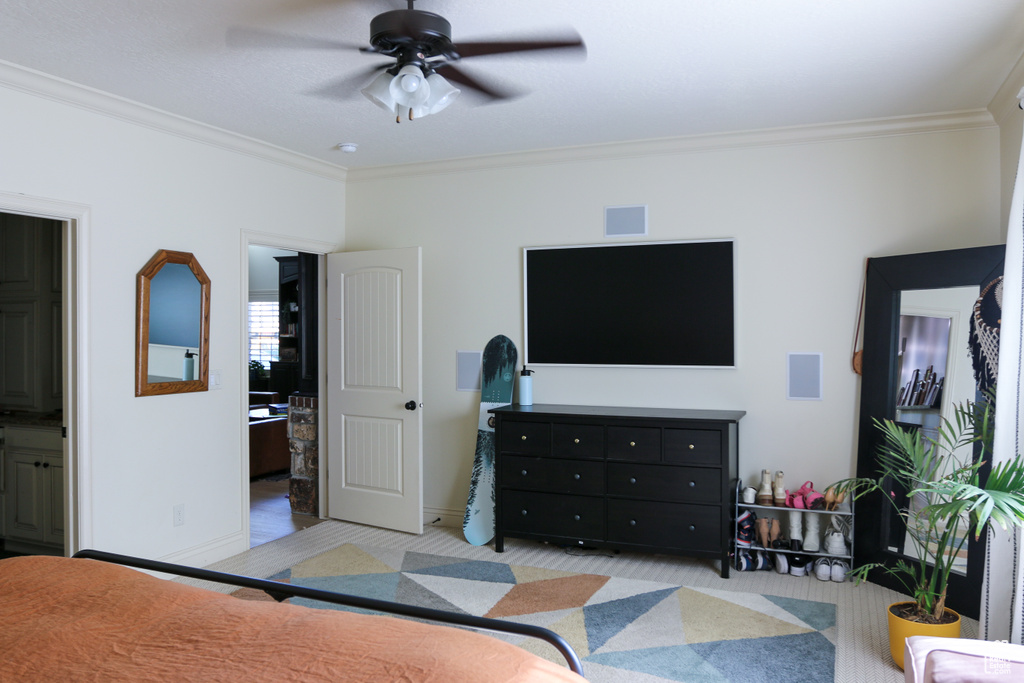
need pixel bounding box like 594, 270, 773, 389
425, 73, 460, 114
361, 71, 396, 112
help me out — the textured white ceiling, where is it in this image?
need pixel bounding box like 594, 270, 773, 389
2, 0, 1024, 169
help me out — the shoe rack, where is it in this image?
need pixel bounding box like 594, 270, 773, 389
733, 481, 854, 568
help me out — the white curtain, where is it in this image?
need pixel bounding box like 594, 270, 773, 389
982, 112, 1024, 644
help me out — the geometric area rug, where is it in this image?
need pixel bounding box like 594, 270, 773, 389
234, 543, 837, 683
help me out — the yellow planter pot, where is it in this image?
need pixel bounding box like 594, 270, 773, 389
887, 602, 961, 669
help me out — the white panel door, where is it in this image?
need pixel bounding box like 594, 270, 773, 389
326, 247, 422, 534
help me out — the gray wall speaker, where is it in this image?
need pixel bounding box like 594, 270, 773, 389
787, 352, 823, 400
456, 350, 482, 391
605, 205, 648, 237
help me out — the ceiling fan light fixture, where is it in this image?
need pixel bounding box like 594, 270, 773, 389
424, 73, 460, 114
389, 65, 431, 108
361, 71, 396, 112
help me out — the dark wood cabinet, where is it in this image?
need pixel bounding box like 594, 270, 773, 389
492, 404, 743, 578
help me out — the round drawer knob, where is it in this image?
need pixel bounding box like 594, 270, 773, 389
574, 514, 581, 521
688, 524, 696, 531
521, 509, 528, 516
629, 519, 637, 526
521, 435, 527, 441
689, 481, 696, 487
574, 438, 580, 444
689, 444, 695, 450
629, 477, 637, 484
573, 473, 581, 480
630, 441, 636, 447
521, 469, 528, 476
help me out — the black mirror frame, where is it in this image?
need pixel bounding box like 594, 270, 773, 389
135, 249, 211, 397
855, 244, 1004, 619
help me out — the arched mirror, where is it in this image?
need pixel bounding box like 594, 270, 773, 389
855, 244, 1003, 619
135, 249, 210, 397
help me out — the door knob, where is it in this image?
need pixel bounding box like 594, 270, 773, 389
405, 400, 419, 411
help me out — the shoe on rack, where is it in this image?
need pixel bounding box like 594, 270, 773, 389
735, 549, 753, 571
742, 486, 757, 504
789, 555, 809, 577
813, 558, 832, 581
773, 470, 786, 507
773, 551, 789, 574
756, 469, 774, 506
735, 510, 754, 548
769, 518, 782, 547
787, 509, 804, 547
830, 560, 849, 583
803, 511, 821, 553
752, 550, 771, 571
823, 528, 847, 555
755, 518, 771, 548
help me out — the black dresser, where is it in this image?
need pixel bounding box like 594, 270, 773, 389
492, 404, 743, 578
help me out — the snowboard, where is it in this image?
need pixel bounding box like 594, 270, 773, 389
463, 334, 518, 545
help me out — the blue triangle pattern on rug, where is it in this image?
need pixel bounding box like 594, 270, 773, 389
689, 631, 835, 683
583, 587, 679, 652
763, 594, 837, 631
407, 558, 518, 584
586, 644, 730, 682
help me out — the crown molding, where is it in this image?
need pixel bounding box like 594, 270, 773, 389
347, 109, 996, 183
0, 59, 347, 183
989, 48, 1024, 126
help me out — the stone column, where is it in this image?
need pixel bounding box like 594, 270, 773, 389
288, 394, 318, 515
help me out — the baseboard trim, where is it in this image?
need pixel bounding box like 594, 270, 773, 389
423, 507, 463, 529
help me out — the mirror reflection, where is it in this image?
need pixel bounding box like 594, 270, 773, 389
889, 286, 979, 577
136, 250, 210, 397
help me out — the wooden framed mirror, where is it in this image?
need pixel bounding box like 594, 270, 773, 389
135, 249, 210, 397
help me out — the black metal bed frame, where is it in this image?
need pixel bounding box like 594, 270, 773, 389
72, 549, 584, 676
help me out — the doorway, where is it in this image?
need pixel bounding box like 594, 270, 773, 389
0, 198, 82, 559
246, 244, 324, 547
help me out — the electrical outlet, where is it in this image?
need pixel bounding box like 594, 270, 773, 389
173, 504, 185, 527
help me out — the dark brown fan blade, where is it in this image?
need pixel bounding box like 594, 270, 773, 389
434, 64, 517, 101
307, 64, 391, 100
450, 34, 585, 60
226, 26, 362, 52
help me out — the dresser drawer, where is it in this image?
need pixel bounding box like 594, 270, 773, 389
664, 428, 723, 466
499, 421, 551, 454
501, 455, 604, 495
607, 500, 721, 552
551, 423, 604, 459
501, 490, 604, 540
606, 463, 721, 503
607, 426, 661, 461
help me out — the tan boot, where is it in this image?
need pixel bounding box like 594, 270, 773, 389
756, 469, 773, 506
773, 471, 786, 507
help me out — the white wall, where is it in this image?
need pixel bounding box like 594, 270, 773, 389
0, 70, 345, 565
345, 121, 1002, 520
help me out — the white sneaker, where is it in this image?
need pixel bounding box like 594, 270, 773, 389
830, 560, 849, 583
823, 529, 847, 555
773, 552, 789, 574
789, 556, 809, 577
813, 557, 832, 581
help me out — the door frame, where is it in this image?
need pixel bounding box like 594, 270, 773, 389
240, 231, 336, 543
0, 190, 88, 555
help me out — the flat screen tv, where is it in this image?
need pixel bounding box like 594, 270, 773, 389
524, 239, 734, 367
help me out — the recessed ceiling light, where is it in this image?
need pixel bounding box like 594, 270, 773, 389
337, 143, 358, 153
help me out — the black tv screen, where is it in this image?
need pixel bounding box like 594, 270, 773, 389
524, 240, 735, 367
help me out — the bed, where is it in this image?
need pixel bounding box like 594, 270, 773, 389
0, 549, 585, 682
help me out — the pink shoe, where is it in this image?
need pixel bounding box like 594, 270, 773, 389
785, 489, 805, 509
798, 480, 824, 509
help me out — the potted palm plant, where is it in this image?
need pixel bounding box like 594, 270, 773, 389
840, 394, 1024, 669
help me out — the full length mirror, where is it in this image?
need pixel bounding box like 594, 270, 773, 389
855, 245, 1003, 619
136, 249, 210, 397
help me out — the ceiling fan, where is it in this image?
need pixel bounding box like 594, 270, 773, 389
228, 0, 585, 123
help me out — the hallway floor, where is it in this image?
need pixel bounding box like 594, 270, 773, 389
249, 476, 326, 548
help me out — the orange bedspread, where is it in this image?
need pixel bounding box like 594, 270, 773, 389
0, 556, 586, 682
